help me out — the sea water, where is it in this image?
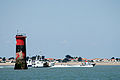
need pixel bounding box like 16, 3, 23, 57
0, 65, 120, 80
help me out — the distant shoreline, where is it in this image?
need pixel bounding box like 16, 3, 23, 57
95, 62, 120, 65
0, 63, 15, 66
0, 62, 120, 66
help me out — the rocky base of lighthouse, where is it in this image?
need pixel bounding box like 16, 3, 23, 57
14, 59, 28, 70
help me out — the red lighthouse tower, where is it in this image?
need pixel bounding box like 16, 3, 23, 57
14, 33, 28, 69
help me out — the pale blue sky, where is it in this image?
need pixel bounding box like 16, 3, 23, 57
0, 0, 120, 59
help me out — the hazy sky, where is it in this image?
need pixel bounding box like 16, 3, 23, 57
0, 0, 120, 59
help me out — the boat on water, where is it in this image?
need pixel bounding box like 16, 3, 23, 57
27, 55, 54, 68
32, 60, 49, 68
27, 55, 95, 68
32, 61, 54, 68
29, 60, 95, 68
51, 64, 93, 68
27, 59, 32, 67
51, 63, 95, 68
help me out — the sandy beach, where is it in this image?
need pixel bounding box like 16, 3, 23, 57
95, 62, 120, 65
0, 63, 15, 66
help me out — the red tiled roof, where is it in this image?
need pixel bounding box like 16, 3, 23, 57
45, 58, 54, 60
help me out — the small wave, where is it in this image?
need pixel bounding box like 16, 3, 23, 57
0, 66, 4, 68
0, 66, 14, 68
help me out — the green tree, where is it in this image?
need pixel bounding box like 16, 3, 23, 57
9, 57, 14, 60
26, 56, 29, 61
111, 57, 115, 59
31, 56, 36, 60
65, 55, 72, 59
2, 57, 6, 61
62, 58, 70, 62
78, 57, 82, 62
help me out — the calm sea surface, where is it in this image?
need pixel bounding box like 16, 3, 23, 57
0, 65, 120, 80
